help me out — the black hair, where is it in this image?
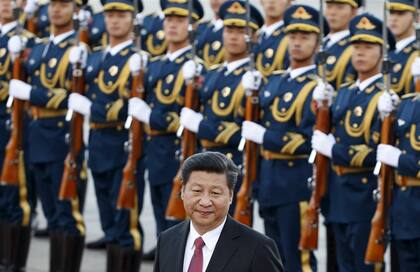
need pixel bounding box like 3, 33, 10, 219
181, 152, 239, 190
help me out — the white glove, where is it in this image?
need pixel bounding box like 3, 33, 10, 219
411, 57, 420, 77
9, 79, 31, 100
135, 13, 145, 26
241, 70, 262, 91
128, 97, 151, 124
377, 144, 401, 168
8, 35, 27, 56
128, 52, 148, 73
241, 121, 266, 144
69, 45, 88, 68
312, 80, 334, 106
182, 60, 202, 82
180, 107, 203, 133
24, 0, 38, 15
78, 9, 91, 28
68, 93, 92, 116
311, 130, 336, 158
377, 91, 400, 119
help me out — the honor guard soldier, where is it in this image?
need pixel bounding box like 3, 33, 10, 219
311, 13, 396, 272
376, 57, 420, 271
141, 0, 168, 57
388, 0, 418, 95
67, 1, 147, 267
0, 0, 36, 270
7, 0, 90, 270
180, 0, 263, 211
254, 0, 293, 79
241, 4, 325, 271
195, 0, 227, 69
128, 0, 204, 262
324, 0, 360, 90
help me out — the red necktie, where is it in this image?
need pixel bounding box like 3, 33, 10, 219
187, 237, 205, 272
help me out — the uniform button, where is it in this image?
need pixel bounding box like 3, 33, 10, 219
208, 100, 211, 105
218, 125, 224, 131
336, 137, 340, 142
147, 136, 151, 141
166, 116, 172, 121
219, 102, 225, 108
288, 161, 294, 167
339, 120, 344, 125
57, 121, 64, 127
174, 139, 180, 145
405, 133, 409, 138
283, 136, 288, 142
402, 150, 407, 154
265, 121, 270, 127
349, 149, 354, 155
226, 153, 233, 159
401, 187, 407, 191
281, 108, 286, 113
361, 178, 368, 184
35, 70, 40, 76
352, 123, 358, 128
94, 78, 98, 83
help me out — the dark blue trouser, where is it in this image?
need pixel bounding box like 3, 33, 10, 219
332, 222, 383, 272
0, 149, 6, 220
149, 182, 179, 235
395, 238, 420, 271
260, 202, 317, 272
32, 161, 84, 235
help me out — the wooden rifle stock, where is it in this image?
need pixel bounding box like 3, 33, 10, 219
234, 89, 259, 226
300, 100, 331, 250
117, 70, 145, 209
365, 115, 394, 264
58, 29, 89, 200
1, 56, 26, 186
165, 81, 199, 221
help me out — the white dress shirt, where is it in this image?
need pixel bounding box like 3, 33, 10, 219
49, 30, 75, 45
260, 20, 284, 38
222, 57, 249, 75
183, 217, 227, 272
355, 73, 383, 92
324, 30, 350, 49
0, 21, 18, 36
104, 39, 133, 56
395, 35, 416, 54
287, 64, 317, 79
166, 45, 192, 62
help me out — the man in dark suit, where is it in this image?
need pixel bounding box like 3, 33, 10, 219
153, 151, 283, 272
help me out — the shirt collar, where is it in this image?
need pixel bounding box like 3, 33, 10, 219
223, 57, 249, 75
260, 20, 284, 37
395, 35, 416, 53
166, 45, 192, 62
356, 73, 383, 91
212, 19, 224, 32
188, 217, 227, 252
105, 40, 133, 56
325, 30, 350, 48
49, 30, 75, 45
0, 21, 18, 36
288, 65, 316, 79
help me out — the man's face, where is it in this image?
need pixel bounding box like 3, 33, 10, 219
325, 3, 356, 32
182, 171, 233, 233
351, 42, 381, 74
48, 1, 74, 28
163, 15, 189, 43
260, 0, 290, 19
288, 31, 318, 62
388, 10, 414, 38
105, 10, 133, 39
210, 0, 227, 16
223, 26, 248, 56
0, 0, 14, 23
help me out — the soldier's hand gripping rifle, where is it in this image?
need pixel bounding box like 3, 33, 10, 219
234, 0, 259, 227
59, 5, 89, 200
300, 0, 331, 250
117, 8, 146, 210
365, 1, 395, 264
1, 2, 29, 187
166, 0, 200, 221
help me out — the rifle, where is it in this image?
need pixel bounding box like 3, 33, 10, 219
365, 1, 394, 264
300, 0, 330, 250
166, 0, 199, 220
59, 8, 89, 200
1, 2, 28, 187
117, 7, 145, 209
233, 0, 259, 227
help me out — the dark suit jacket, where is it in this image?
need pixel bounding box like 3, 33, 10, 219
153, 216, 284, 272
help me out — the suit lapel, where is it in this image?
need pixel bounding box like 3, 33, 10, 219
206, 217, 241, 272
163, 221, 190, 272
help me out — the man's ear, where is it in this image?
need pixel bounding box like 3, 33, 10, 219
229, 190, 233, 204
181, 185, 185, 200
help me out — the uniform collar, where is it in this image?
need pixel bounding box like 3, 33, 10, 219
325, 30, 350, 48
395, 35, 416, 54
260, 20, 284, 37
223, 57, 249, 75
105, 40, 133, 56
288, 64, 316, 79
187, 217, 226, 252
356, 73, 382, 92
212, 19, 224, 32
166, 45, 191, 62
49, 30, 75, 45
0, 21, 17, 36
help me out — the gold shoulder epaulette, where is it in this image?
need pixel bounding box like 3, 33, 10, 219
272, 69, 286, 75
401, 93, 417, 100
340, 81, 353, 88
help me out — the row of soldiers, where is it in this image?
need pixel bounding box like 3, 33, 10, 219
0, 0, 419, 271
